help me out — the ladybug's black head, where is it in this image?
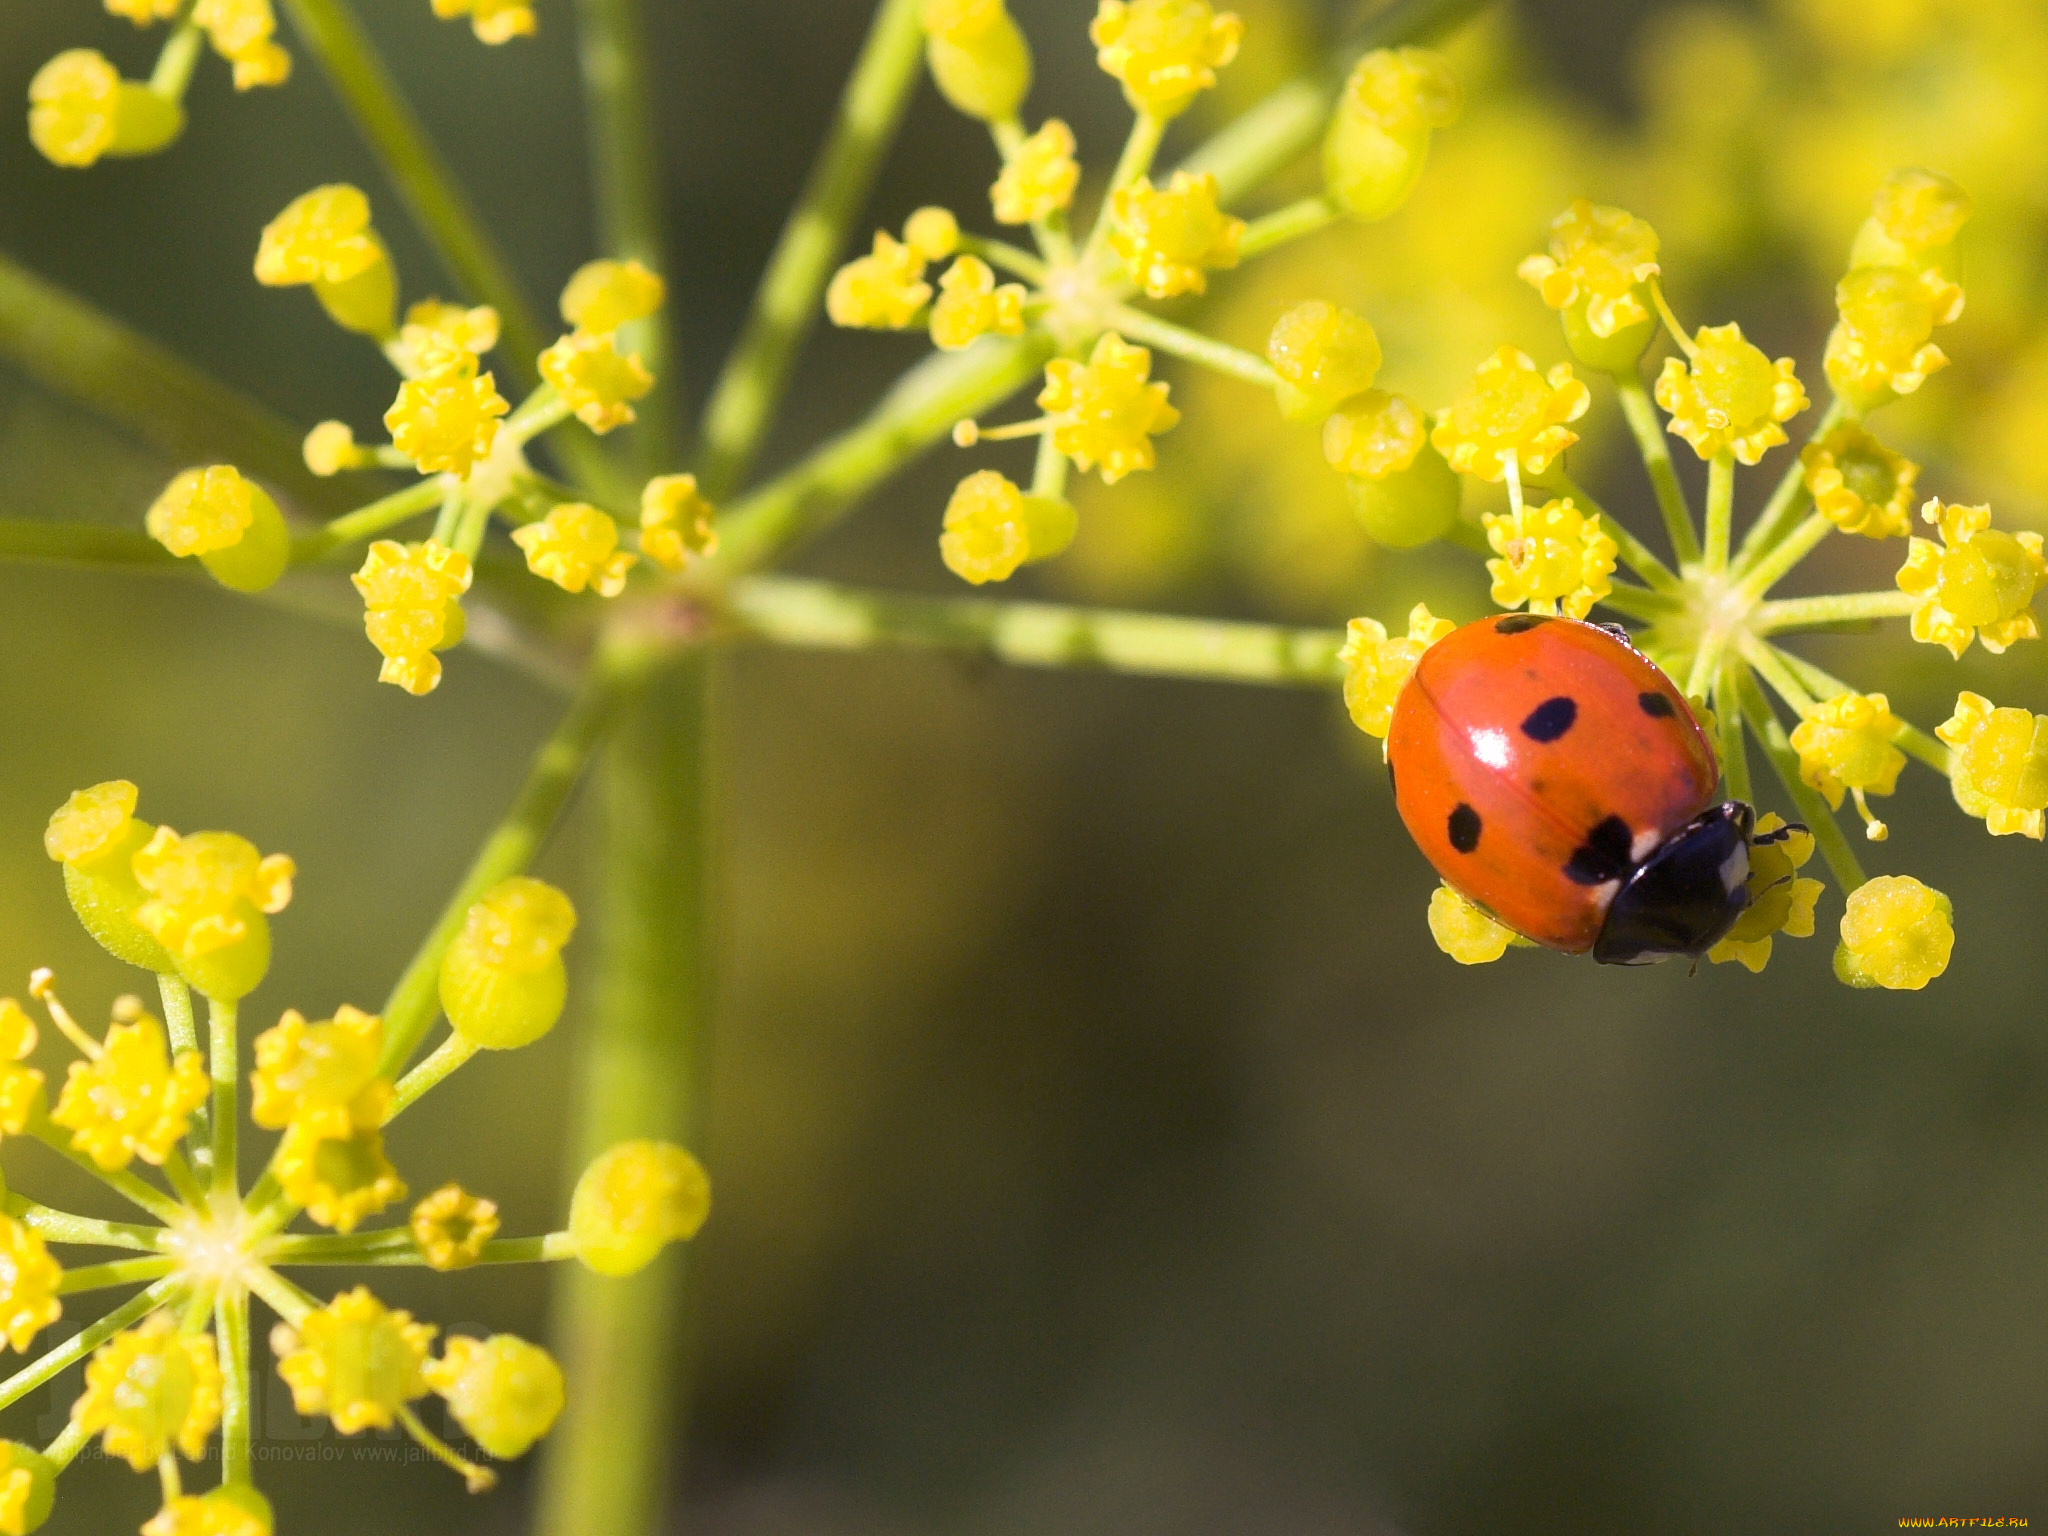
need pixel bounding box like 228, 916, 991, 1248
1592, 802, 1754, 965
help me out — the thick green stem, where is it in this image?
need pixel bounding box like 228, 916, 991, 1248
217, 1289, 252, 1485
0, 520, 170, 569
729, 575, 1351, 686
1704, 451, 1735, 572
1106, 306, 1278, 388
0, 1278, 180, 1414
537, 651, 711, 1536
290, 479, 443, 563
1237, 195, 1337, 261
1753, 589, 1918, 634
695, 0, 928, 497
209, 998, 237, 1197
1738, 672, 1866, 891
1613, 375, 1698, 566
1730, 395, 1846, 578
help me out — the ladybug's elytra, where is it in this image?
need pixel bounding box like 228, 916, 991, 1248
1386, 613, 1754, 964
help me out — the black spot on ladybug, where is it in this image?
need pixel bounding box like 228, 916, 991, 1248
1563, 815, 1635, 886
1494, 614, 1551, 635
1594, 622, 1633, 645
1520, 696, 1578, 742
1638, 691, 1676, 719
1447, 803, 1482, 853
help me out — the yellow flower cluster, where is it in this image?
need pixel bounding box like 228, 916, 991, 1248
512, 503, 638, 596
1938, 692, 2048, 839
924, 0, 1032, 122
351, 538, 474, 696
1109, 170, 1243, 300
638, 473, 718, 572
1895, 499, 2044, 659
73, 1313, 222, 1470
0, 1001, 44, 1139
1431, 345, 1588, 482
1654, 323, 1808, 465
1482, 497, 1616, 620
1039, 332, 1180, 484
145, 465, 290, 593
253, 1006, 404, 1233
0, 1218, 61, 1354
411, 1183, 501, 1270
930, 256, 1027, 351
1835, 876, 1953, 991
938, 469, 1076, 585
276, 1287, 434, 1435
1267, 300, 1382, 424
827, 230, 935, 331
50, 1003, 209, 1169
28, 51, 180, 169
1826, 169, 1971, 412
1337, 602, 1452, 740
1090, 0, 1243, 119
191, 0, 292, 90
1518, 200, 1660, 371
1322, 46, 1460, 223
256, 185, 398, 340
992, 120, 1079, 226
1801, 423, 1917, 539
1426, 884, 1523, 965
1708, 816, 1823, 973
1790, 692, 1905, 839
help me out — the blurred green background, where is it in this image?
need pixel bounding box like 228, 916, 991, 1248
5, 0, 2048, 1531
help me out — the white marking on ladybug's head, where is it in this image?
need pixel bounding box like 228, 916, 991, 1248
1719, 846, 1747, 893
1471, 727, 1511, 769
1630, 827, 1661, 863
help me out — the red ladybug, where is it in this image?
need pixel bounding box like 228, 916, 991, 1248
1386, 613, 1754, 964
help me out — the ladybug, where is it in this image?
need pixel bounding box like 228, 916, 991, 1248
1386, 613, 1754, 964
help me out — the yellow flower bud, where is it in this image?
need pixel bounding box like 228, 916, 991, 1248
569, 1139, 711, 1277
193, 0, 293, 91
826, 232, 932, 331
131, 827, 294, 1001
72, 1313, 222, 1470
928, 256, 1026, 351
559, 258, 666, 335
45, 781, 178, 973
0, 1002, 45, 1139
303, 421, 365, 477
1109, 171, 1243, 300
429, 0, 536, 45
1039, 332, 1180, 484
1849, 167, 1970, 272
638, 474, 718, 571
0, 1219, 61, 1354
352, 539, 473, 696
410, 1183, 500, 1270
1708, 814, 1822, 973
1323, 47, 1458, 221
902, 207, 960, 263
1338, 602, 1453, 739
107, 0, 182, 22
1430, 345, 1588, 481
384, 362, 508, 476
1937, 692, 2048, 840
1824, 264, 1963, 412
424, 1335, 564, 1459
0, 1443, 56, 1536
1801, 423, 1917, 539
145, 465, 290, 593
1427, 884, 1521, 964
1654, 322, 1808, 464
1834, 876, 1952, 991
439, 877, 576, 1050
1517, 200, 1661, 372
1090, 0, 1243, 119
991, 119, 1079, 226
255, 185, 397, 337
1896, 500, 2044, 659
28, 51, 183, 169
1790, 692, 1905, 839
511, 503, 638, 597
1268, 301, 1382, 424
538, 331, 654, 435
924, 0, 1032, 121
390, 301, 499, 377
938, 470, 1076, 585
1483, 497, 1617, 621
274, 1287, 434, 1434
51, 1008, 208, 1167
142, 1487, 273, 1536
249, 1005, 388, 1134
1322, 389, 1420, 478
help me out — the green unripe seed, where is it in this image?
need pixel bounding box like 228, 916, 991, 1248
926, 15, 1032, 123
569, 1140, 711, 1277
61, 820, 176, 974
434, 1336, 566, 1460
1324, 114, 1427, 224
1562, 294, 1658, 375
439, 946, 567, 1051
1347, 443, 1460, 549
0, 1442, 57, 1533
110, 84, 183, 157
173, 907, 271, 1002
1020, 494, 1078, 564
198, 482, 290, 593
313, 240, 398, 339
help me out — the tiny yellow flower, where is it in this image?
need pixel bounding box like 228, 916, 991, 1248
1790, 692, 1905, 840
1850, 167, 1971, 271
560, 258, 665, 335
1653, 322, 1807, 464
538, 331, 654, 435
410, 1184, 501, 1271
938, 470, 1077, 585
1517, 199, 1660, 339
1109, 170, 1243, 300
511, 503, 638, 597
1834, 876, 1953, 991
638, 474, 718, 572
1483, 497, 1616, 620
1038, 332, 1180, 484
569, 1140, 712, 1277
0, 1001, 45, 1137
928, 257, 1026, 351
1427, 884, 1521, 965
902, 207, 960, 263
144, 465, 290, 593
254, 185, 382, 287
1708, 814, 1823, 973
1267, 301, 1382, 424
1090, 0, 1244, 118
825, 232, 931, 331
424, 1335, 564, 1459
192, 0, 292, 90
1896, 500, 2045, 659
249, 1005, 388, 1135
107, 0, 181, 21
276, 1118, 407, 1233
303, 421, 365, 477
390, 300, 500, 377
922, 0, 1031, 121
28, 50, 182, 169
429, 0, 537, 44
45, 781, 177, 974
50, 1009, 208, 1169
439, 877, 577, 1050
0, 1218, 61, 1354
1337, 602, 1453, 739
1430, 345, 1589, 481
73, 1313, 222, 1470
0, 1442, 55, 1536
1824, 264, 1964, 409
275, 1287, 434, 1434
1322, 46, 1459, 222
131, 826, 295, 1001
1937, 692, 2048, 840
1800, 423, 1917, 539
991, 120, 1079, 226
142, 1488, 274, 1536
1322, 389, 1423, 479
352, 539, 474, 696
43, 780, 136, 866
384, 363, 508, 476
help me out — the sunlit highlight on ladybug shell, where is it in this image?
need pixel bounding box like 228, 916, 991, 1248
1386, 614, 1720, 954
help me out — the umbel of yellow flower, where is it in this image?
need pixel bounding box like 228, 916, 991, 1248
923, 0, 1032, 122
1801, 423, 1917, 539
1518, 200, 1661, 372
44, 780, 177, 973
1835, 876, 1953, 991
277, 1118, 407, 1233
385, 358, 509, 476
1323, 46, 1459, 223
1654, 323, 1807, 464
192, 0, 293, 90
411, 1183, 501, 1271
250, 1005, 388, 1136
389, 300, 500, 378
1938, 692, 2048, 839
439, 877, 577, 1050
1109, 171, 1243, 300
145, 465, 290, 593
539, 331, 656, 434
143, 1487, 273, 1536
1091, 0, 1243, 119
1896, 500, 2045, 659
1267, 300, 1382, 424
938, 470, 1077, 585
0, 1217, 61, 1354
560, 258, 666, 335
1427, 884, 1524, 965
929, 257, 1026, 351
1824, 264, 1964, 412
352, 539, 473, 696
1337, 602, 1452, 740
431, 0, 537, 46
1430, 345, 1588, 482
51, 1005, 208, 1169
424, 1335, 565, 1459
73, 1313, 222, 1470
826, 232, 932, 331
991, 119, 1079, 226
569, 1140, 712, 1277
0, 1001, 45, 1138
27, 50, 183, 169
512, 503, 638, 597
1483, 497, 1617, 620
254, 185, 396, 339
638, 474, 718, 572
1850, 167, 1971, 272
0, 1443, 55, 1536
275, 1287, 434, 1434
1039, 332, 1180, 484
132, 827, 295, 1001
1790, 692, 1905, 840
1708, 815, 1823, 973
